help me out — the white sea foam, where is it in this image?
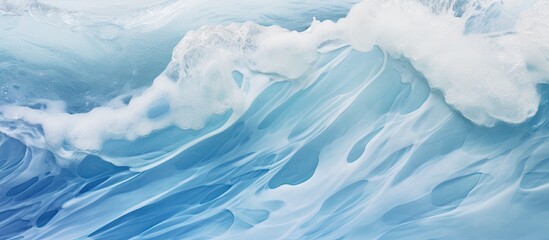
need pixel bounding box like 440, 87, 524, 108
339, 0, 545, 126
0, 0, 547, 158
516, 0, 549, 77
0, 0, 28, 15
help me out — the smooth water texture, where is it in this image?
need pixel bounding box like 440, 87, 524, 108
0, 0, 548, 239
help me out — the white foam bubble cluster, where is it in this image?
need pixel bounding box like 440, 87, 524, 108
1, 0, 547, 158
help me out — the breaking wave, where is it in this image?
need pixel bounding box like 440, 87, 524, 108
1, 0, 548, 239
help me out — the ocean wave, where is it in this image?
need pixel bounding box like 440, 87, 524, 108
0, 0, 548, 239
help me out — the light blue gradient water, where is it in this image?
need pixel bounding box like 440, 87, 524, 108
1, 0, 548, 239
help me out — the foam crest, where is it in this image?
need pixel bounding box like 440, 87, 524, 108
338, 0, 542, 125
1, 0, 547, 159
0, 22, 322, 158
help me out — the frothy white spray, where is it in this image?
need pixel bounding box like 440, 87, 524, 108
0, 0, 547, 161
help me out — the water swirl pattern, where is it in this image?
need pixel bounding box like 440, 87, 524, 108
1, 0, 549, 239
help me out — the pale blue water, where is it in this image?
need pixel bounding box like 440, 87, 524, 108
1, 0, 548, 239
